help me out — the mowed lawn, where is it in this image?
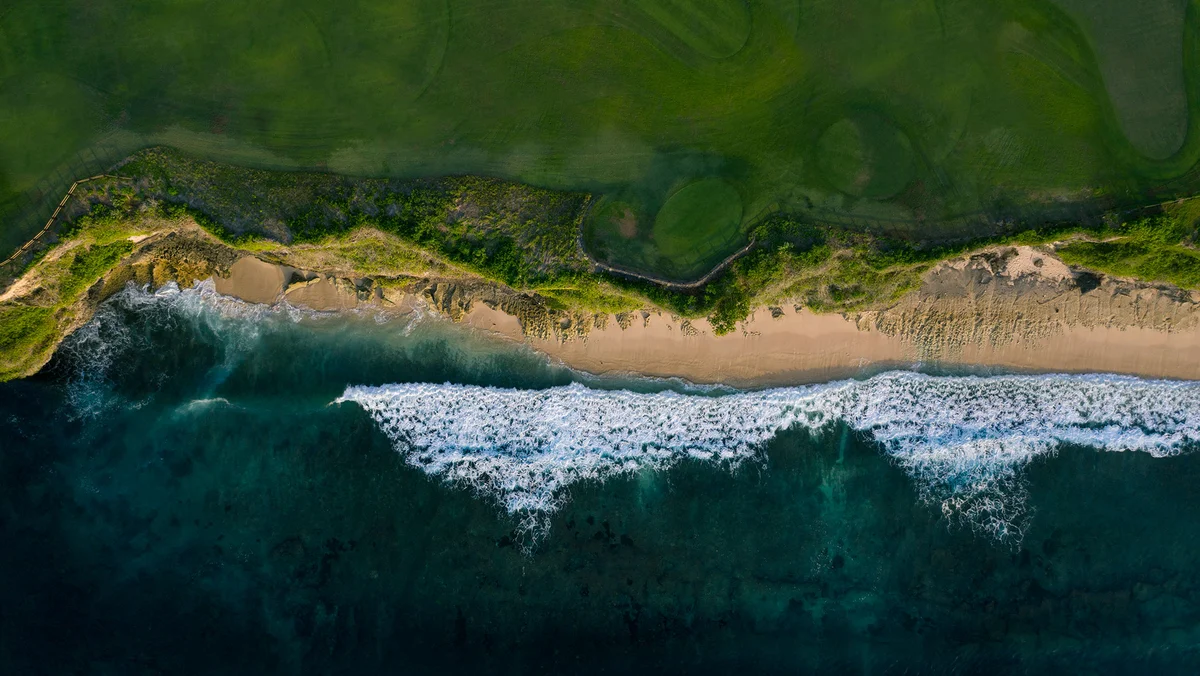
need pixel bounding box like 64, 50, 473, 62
2, 0, 1198, 279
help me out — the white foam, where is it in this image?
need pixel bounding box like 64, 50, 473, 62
61, 281, 274, 418
61, 280, 430, 416
338, 373, 1200, 542
178, 397, 233, 412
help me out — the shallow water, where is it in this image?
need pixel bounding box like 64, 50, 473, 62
4, 284, 1200, 673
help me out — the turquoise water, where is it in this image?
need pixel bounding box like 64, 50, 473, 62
4, 284, 1200, 673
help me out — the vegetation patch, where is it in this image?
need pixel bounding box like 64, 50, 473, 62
125, 148, 591, 287
0, 304, 56, 380
59, 241, 134, 299
7, 149, 1200, 382
8, 0, 1200, 275
1057, 206, 1200, 288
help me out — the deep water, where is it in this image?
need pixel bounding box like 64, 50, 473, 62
5, 285, 1200, 674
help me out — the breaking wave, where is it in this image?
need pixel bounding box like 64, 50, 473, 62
57, 281, 1200, 545
338, 373, 1200, 542
59, 280, 419, 417
60, 281, 282, 418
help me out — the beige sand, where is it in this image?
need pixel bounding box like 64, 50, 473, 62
462, 245, 1200, 386
464, 306, 912, 385
961, 324, 1200, 379
213, 256, 287, 305
284, 276, 359, 311
462, 304, 1200, 386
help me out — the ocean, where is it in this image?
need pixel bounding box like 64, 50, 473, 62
4, 282, 1200, 673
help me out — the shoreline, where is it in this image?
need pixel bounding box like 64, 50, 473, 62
210, 248, 1200, 387
467, 304, 1200, 387
6, 211, 1199, 385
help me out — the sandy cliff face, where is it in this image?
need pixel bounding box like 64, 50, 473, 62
858, 246, 1200, 358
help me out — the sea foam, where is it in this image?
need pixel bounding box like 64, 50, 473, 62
338, 373, 1200, 541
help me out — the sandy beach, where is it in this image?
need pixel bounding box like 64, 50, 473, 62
211, 247, 1200, 387
212, 256, 288, 304
463, 305, 914, 385
463, 304, 1200, 386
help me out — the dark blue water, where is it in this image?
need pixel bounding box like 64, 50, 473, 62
4, 285, 1200, 674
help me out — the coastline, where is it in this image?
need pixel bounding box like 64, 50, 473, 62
464, 304, 915, 386
210, 246, 1200, 387
6, 151, 1200, 386
5, 210, 1199, 385
470, 305, 1200, 387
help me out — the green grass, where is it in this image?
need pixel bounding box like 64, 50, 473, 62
0, 304, 57, 381
630, 0, 752, 59
58, 241, 135, 299
649, 178, 744, 278
5, 0, 1200, 282
816, 114, 915, 199
1060, 240, 1200, 287
1057, 209, 1200, 288
1051, 0, 1190, 159
533, 276, 642, 314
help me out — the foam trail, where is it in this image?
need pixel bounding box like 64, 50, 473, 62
338, 373, 1200, 541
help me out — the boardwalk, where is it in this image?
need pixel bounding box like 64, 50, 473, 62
0, 175, 127, 269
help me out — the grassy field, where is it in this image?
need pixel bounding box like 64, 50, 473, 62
587, 177, 746, 280
3, 0, 1200, 281
651, 178, 744, 274
816, 114, 915, 199
1051, 0, 1191, 160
